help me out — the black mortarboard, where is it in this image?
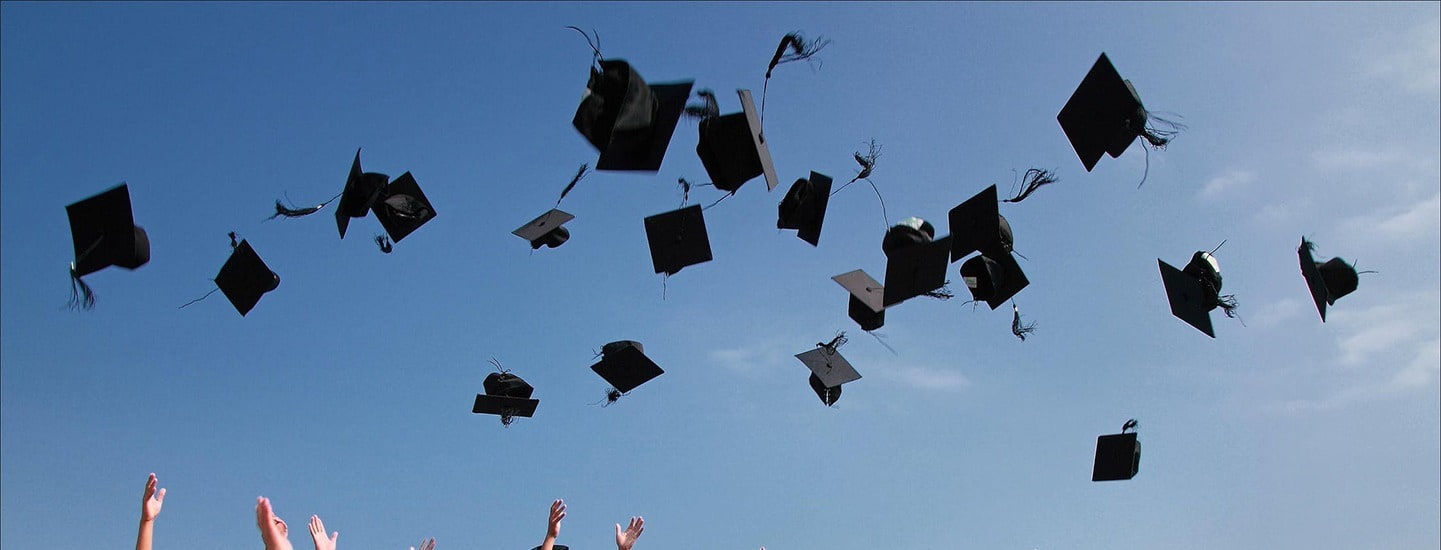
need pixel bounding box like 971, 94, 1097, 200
835, 270, 886, 331
776, 172, 833, 246
591, 341, 664, 399
336, 149, 389, 239
1092, 421, 1141, 482
1298, 238, 1360, 321
947, 185, 1014, 262
882, 234, 954, 307
696, 89, 779, 193
514, 209, 574, 249
959, 252, 1030, 310
643, 204, 712, 275
474, 371, 539, 425
371, 172, 436, 243
1057, 53, 1148, 172
881, 217, 936, 256
809, 372, 842, 406
573, 59, 694, 172
215, 240, 280, 317
796, 345, 861, 389
67, 183, 151, 277
1158, 255, 1218, 338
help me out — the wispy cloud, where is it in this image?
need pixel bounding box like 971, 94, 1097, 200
873, 364, 970, 392
1197, 170, 1255, 201
1366, 18, 1441, 95
1250, 298, 1302, 329
707, 339, 793, 374
1335, 192, 1441, 250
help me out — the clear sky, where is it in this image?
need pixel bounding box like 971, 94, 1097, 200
2, 2, 1438, 550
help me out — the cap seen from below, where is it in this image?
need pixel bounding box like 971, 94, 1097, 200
1093, 419, 1141, 482
882, 235, 954, 307
573, 59, 694, 172
66, 183, 150, 277
1158, 257, 1216, 337
643, 204, 713, 275
514, 209, 575, 249
809, 372, 842, 406
959, 252, 1030, 310
214, 240, 281, 317
1057, 52, 1146, 172
474, 369, 539, 426
1298, 237, 1361, 321
948, 185, 1012, 262
591, 340, 664, 404
336, 149, 389, 239
696, 89, 779, 193
776, 172, 833, 246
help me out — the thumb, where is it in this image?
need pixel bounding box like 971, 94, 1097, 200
155, 488, 167, 503
616, 523, 624, 537
331, 531, 339, 543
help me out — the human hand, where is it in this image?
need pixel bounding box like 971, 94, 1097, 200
614, 516, 643, 550
547, 499, 566, 540
408, 538, 435, 550
256, 497, 294, 550
308, 515, 338, 550
141, 473, 166, 522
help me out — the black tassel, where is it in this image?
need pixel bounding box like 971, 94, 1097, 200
566, 26, 603, 67
556, 163, 590, 206
1003, 168, 1060, 203
375, 235, 393, 254
269, 200, 323, 219
499, 410, 516, 427
818, 331, 849, 354
761, 32, 831, 131
1140, 113, 1185, 149
1218, 294, 1240, 318
684, 89, 720, 121
228, 231, 240, 250
1122, 419, 1138, 433
1011, 304, 1037, 341
67, 266, 96, 311
832, 139, 888, 227
677, 178, 693, 207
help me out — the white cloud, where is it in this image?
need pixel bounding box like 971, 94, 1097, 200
874, 364, 970, 392
1197, 170, 1255, 201
707, 339, 792, 374
1250, 298, 1302, 329
1366, 18, 1441, 94
1336, 192, 1441, 249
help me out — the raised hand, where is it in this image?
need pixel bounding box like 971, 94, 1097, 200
141, 473, 166, 522
614, 516, 644, 550
256, 497, 294, 550
409, 538, 435, 550
547, 499, 566, 540
308, 515, 338, 550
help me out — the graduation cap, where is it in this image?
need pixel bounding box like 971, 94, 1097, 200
371, 172, 436, 244
1158, 250, 1238, 338
473, 367, 539, 426
591, 340, 664, 405
1057, 53, 1180, 173
776, 172, 833, 246
1093, 419, 1141, 482
336, 149, 389, 239
65, 183, 150, 309
215, 239, 280, 317
1298, 238, 1362, 321
880, 216, 936, 256
834, 270, 886, 331
797, 340, 860, 385
959, 252, 1030, 310
514, 209, 574, 249
573, 58, 694, 172
881, 221, 953, 307
947, 185, 1013, 262
809, 372, 842, 406
695, 89, 779, 193
643, 204, 713, 275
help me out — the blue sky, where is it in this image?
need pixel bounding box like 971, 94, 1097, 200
2, 2, 1438, 549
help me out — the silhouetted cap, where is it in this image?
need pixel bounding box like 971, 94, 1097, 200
948, 185, 1013, 262
809, 372, 841, 406
514, 209, 574, 249
483, 371, 535, 399
215, 240, 280, 317
881, 217, 936, 256
592, 340, 664, 394
796, 345, 861, 388
848, 295, 885, 331
573, 59, 694, 172
835, 270, 886, 331
1158, 255, 1219, 338
371, 172, 436, 243
1057, 53, 1146, 172
696, 89, 779, 193
474, 371, 539, 424
777, 172, 833, 246
883, 234, 953, 307
1092, 422, 1141, 482
336, 149, 389, 239
644, 204, 712, 275
66, 183, 150, 276
959, 252, 1029, 310
1298, 238, 1360, 321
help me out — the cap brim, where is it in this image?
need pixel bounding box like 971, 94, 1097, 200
472, 395, 539, 417
596, 81, 695, 172
1298, 238, 1329, 321
833, 269, 885, 313
514, 209, 574, 242
737, 89, 779, 191
1159, 259, 1215, 338
591, 346, 665, 393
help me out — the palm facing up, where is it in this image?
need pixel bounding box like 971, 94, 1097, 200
615, 516, 644, 550
308, 515, 338, 550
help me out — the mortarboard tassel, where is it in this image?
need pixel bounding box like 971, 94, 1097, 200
831, 139, 889, 228
923, 283, 955, 301
1003, 168, 1061, 203
375, 235, 393, 254
67, 264, 97, 310
556, 163, 591, 206
266, 192, 341, 220
566, 26, 604, 68
1135, 113, 1186, 188
684, 89, 720, 121
761, 32, 831, 132
1011, 303, 1037, 341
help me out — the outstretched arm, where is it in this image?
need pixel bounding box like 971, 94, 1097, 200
135, 473, 166, 550
308, 515, 338, 550
408, 538, 435, 550
540, 499, 565, 550
256, 497, 294, 550
614, 516, 644, 550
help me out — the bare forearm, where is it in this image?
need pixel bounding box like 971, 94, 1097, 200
135, 519, 155, 550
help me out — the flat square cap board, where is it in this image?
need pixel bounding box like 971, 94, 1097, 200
776, 172, 833, 247
1158, 258, 1215, 338
833, 269, 885, 313
572, 59, 694, 172
372, 172, 436, 243
591, 343, 664, 393
1299, 237, 1359, 321
795, 347, 861, 388
695, 89, 779, 193
215, 240, 280, 317
959, 252, 1030, 309
1057, 52, 1145, 172
947, 185, 1003, 262
514, 209, 574, 243
1092, 432, 1141, 482
336, 149, 388, 239
882, 235, 954, 307
472, 394, 540, 418
66, 183, 150, 276
643, 204, 713, 275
